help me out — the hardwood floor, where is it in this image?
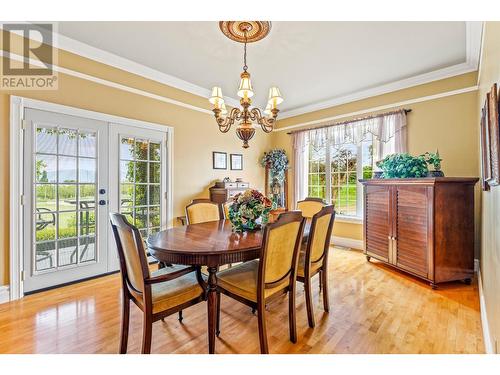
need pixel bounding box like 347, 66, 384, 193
0, 248, 484, 354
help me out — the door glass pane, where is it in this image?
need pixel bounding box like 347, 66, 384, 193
149, 162, 160, 183
33, 126, 100, 274
36, 126, 57, 154
59, 156, 77, 183
58, 212, 77, 238
58, 129, 78, 156
149, 185, 160, 205
35, 243, 56, 271
120, 161, 135, 183
58, 184, 77, 211
120, 137, 134, 160
135, 139, 149, 160
149, 142, 161, 161
79, 158, 96, 183
79, 131, 96, 157
35, 213, 56, 242
58, 238, 78, 266
36, 184, 56, 212
135, 185, 147, 206
79, 236, 96, 262
36, 154, 57, 183
120, 184, 134, 208
135, 162, 148, 183
79, 210, 95, 236
79, 184, 96, 205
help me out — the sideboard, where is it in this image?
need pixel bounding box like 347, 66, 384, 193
360, 177, 478, 289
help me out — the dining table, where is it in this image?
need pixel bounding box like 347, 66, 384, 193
146, 218, 310, 354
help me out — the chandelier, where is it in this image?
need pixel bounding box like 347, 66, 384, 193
209, 21, 283, 148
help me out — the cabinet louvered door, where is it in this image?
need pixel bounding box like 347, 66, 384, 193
394, 185, 430, 278
364, 185, 391, 262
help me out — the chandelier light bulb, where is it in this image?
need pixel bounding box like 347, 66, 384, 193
209, 86, 224, 107
268, 86, 284, 108
237, 71, 254, 98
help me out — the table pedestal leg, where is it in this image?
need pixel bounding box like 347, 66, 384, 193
206, 266, 218, 354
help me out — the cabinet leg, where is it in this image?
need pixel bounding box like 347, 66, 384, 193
430, 282, 438, 290
464, 278, 472, 285
366, 255, 371, 262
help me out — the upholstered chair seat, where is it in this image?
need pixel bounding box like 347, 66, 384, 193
217, 260, 290, 302
130, 266, 204, 314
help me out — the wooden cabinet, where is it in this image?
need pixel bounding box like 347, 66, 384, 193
209, 181, 250, 217
360, 178, 478, 288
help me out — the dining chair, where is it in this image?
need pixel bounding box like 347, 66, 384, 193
296, 197, 326, 218
185, 199, 220, 224
109, 213, 205, 354
215, 211, 306, 354
296, 205, 335, 328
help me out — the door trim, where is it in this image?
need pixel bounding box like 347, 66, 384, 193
9, 95, 174, 301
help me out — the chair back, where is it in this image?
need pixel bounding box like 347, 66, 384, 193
306, 205, 335, 264
109, 213, 151, 294
259, 211, 305, 288
223, 200, 232, 220
185, 199, 220, 224
297, 197, 326, 218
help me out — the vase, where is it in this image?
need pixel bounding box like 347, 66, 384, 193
427, 170, 444, 177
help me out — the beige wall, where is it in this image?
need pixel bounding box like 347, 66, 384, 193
0, 41, 271, 285
272, 72, 480, 248
477, 21, 500, 353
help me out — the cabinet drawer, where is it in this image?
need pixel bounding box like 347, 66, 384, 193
237, 182, 249, 188
225, 182, 237, 188
228, 189, 245, 198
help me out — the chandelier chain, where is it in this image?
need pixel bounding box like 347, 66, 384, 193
243, 31, 248, 72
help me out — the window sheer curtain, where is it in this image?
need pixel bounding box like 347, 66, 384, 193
292, 110, 407, 205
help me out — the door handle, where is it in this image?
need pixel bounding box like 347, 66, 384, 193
99, 200, 107, 206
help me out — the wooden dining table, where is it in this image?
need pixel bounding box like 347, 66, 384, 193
146, 218, 310, 354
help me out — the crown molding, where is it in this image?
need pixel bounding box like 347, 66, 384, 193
279, 21, 483, 119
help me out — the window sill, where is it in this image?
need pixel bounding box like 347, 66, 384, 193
335, 215, 363, 224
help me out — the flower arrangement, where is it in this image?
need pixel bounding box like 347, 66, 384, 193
260, 149, 289, 182
228, 189, 272, 232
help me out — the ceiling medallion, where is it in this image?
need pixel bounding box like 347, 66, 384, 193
209, 21, 283, 149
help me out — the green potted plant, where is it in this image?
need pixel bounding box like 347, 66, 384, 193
376, 153, 429, 178
422, 151, 444, 177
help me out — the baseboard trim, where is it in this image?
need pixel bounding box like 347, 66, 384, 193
0, 285, 10, 305
332, 236, 363, 250
478, 268, 494, 354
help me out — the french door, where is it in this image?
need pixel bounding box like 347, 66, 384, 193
22, 108, 168, 293
107, 123, 168, 271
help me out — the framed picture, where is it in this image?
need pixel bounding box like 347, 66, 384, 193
230, 153, 243, 170
487, 83, 500, 186
212, 151, 227, 170
480, 103, 491, 191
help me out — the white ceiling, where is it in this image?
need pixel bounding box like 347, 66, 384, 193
52, 21, 479, 117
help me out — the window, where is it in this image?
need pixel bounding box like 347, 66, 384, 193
306, 133, 381, 218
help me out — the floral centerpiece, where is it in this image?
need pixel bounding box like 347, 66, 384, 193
228, 189, 272, 232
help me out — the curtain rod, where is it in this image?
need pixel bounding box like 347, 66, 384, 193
286, 108, 412, 135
